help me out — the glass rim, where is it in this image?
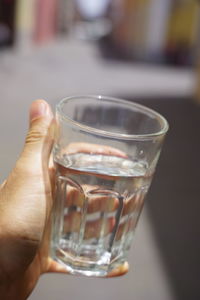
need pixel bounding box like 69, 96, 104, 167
56, 95, 169, 140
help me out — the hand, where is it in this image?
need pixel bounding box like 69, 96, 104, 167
0, 100, 65, 300
0, 100, 130, 300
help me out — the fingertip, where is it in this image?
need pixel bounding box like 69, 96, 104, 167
46, 258, 68, 274
107, 261, 129, 278
30, 99, 53, 122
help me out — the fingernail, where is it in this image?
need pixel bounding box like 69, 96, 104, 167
30, 100, 53, 121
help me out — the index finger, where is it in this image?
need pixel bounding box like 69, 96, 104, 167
60, 142, 128, 158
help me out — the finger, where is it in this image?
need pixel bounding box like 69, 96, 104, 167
1, 100, 55, 239
63, 142, 128, 158
122, 192, 145, 216
107, 261, 129, 277
65, 185, 118, 213
45, 257, 68, 274
86, 193, 118, 213
49, 155, 55, 195
49, 153, 54, 170
63, 211, 115, 239
15, 100, 55, 175
26, 99, 54, 163
115, 216, 138, 241
65, 184, 85, 208
84, 217, 115, 240
65, 185, 145, 215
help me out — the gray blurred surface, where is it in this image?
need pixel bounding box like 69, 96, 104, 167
0, 38, 195, 300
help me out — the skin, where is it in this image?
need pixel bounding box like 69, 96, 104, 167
0, 100, 129, 300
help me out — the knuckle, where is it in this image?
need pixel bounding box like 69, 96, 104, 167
25, 123, 47, 144
25, 131, 44, 144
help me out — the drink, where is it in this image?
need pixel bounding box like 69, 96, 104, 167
51, 152, 152, 277
50, 95, 168, 278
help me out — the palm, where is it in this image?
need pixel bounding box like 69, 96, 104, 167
0, 160, 56, 299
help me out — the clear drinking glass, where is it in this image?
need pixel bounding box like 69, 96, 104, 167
50, 95, 168, 277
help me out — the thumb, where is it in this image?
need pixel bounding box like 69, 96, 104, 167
17, 99, 54, 173
0, 99, 54, 241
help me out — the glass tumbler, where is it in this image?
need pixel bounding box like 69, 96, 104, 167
50, 95, 168, 277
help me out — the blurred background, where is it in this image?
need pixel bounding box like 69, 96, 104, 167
0, 0, 200, 299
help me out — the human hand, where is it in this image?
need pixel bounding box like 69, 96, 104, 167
0, 100, 66, 300
0, 100, 131, 300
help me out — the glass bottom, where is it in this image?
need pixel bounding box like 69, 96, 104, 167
51, 246, 126, 277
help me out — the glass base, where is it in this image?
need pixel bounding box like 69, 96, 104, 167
51, 247, 126, 277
